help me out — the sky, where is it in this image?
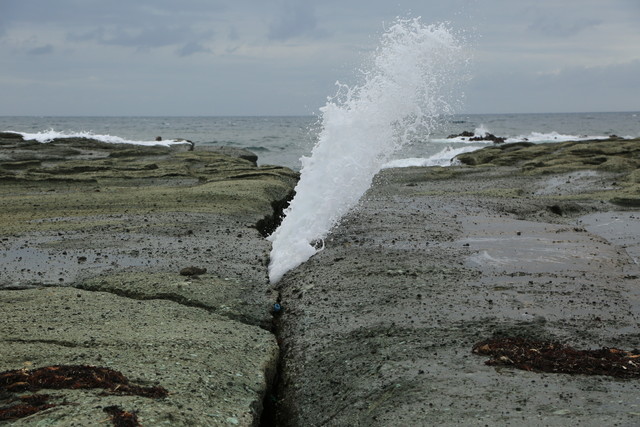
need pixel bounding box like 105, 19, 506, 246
1, 0, 639, 116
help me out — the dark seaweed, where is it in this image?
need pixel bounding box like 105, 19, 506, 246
0, 393, 55, 421
103, 405, 140, 427
473, 337, 640, 378
0, 365, 167, 422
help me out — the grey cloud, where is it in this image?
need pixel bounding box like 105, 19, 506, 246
268, 1, 327, 41
176, 41, 211, 57
68, 25, 214, 53
466, 59, 640, 113
1, 0, 639, 115
548, 60, 640, 92
66, 27, 107, 43
27, 44, 54, 55
228, 26, 240, 41
2, 0, 227, 27
7, 0, 222, 54
527, 16, 602, 38
103, 26, 194, 49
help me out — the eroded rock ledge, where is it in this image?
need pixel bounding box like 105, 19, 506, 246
0, 136, 298, 425
273, 138, 640, 426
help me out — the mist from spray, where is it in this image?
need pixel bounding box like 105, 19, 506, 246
267, 17, 468, 283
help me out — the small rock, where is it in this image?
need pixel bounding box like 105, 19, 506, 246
180, 266, 207, 276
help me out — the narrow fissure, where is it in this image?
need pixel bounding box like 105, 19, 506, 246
256, 190, 295, 237
259, 295, 285, 426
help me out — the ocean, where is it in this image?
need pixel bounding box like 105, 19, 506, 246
1, 112, 638, 171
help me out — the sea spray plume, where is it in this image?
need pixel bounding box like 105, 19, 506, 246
267, 17, 467, 283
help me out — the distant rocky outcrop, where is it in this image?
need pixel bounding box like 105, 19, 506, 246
455, 137, 640, 174
447, 130, 506, 143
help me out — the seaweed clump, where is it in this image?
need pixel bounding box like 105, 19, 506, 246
0, 393, 55, 420
473, 337, 640, 378
103, 405, 141, 427
0, 365, 167, 422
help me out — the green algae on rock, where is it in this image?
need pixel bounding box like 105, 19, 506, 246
455, 138, 640, 173
0, 287, 278, 426
0, 136, 296, 425
0, 137, 298, 235
454, 138, 640, 206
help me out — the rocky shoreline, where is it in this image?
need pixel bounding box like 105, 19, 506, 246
0, 132, 297, 425
1, 134, 639, 425
273, 137, 640, 426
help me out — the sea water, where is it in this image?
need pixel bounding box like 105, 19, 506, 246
0, 116, 317, 169
2, 113, 639, 172
2, 112, 639, 170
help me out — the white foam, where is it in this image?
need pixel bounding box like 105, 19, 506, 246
474, 124, 490, 137
382, 145, 482, 169
267, 17, 467, 283
507, 131, 608, 143
5, 129, 188, 147
433, 128, 613, 145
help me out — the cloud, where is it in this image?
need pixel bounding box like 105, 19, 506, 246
67, 25, 215, 54
103, 26, 192, 49
176, 41, 211, 57
268, 1, 327, 41
8, 0, 221, 55
27, 44, 53, 55
1, 0, 639, 115
465, 59, 640, 113
228, 26, 240, 41
527, 16, 602, 38
66, 27, 107, 43
1, 0, 227, 28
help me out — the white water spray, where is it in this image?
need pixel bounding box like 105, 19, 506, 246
267, 17, 468, 283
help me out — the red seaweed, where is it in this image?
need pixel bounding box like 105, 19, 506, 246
0, 365, 167, 422
473, 337, 640, 378
103, 405, 141, 427
0, 393, 55, 420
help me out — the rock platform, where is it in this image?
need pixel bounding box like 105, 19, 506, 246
0, 133, 297, 425
273, 138, 640, 426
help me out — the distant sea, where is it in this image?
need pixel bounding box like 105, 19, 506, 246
1, 112, 639, 171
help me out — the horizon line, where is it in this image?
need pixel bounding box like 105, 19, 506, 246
1, 110, 639, 118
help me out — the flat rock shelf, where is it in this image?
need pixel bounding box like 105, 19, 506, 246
273, 138, 640, 426
0, 134, 297, 426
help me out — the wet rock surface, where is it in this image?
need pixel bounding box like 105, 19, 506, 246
0, 136, 297, 425
3, 134, 639, 425
455, 137, 640, 176
1, 288, 277, 426
274, 140, 640, 425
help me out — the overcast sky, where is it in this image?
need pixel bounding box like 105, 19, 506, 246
1, 0, 639, 116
